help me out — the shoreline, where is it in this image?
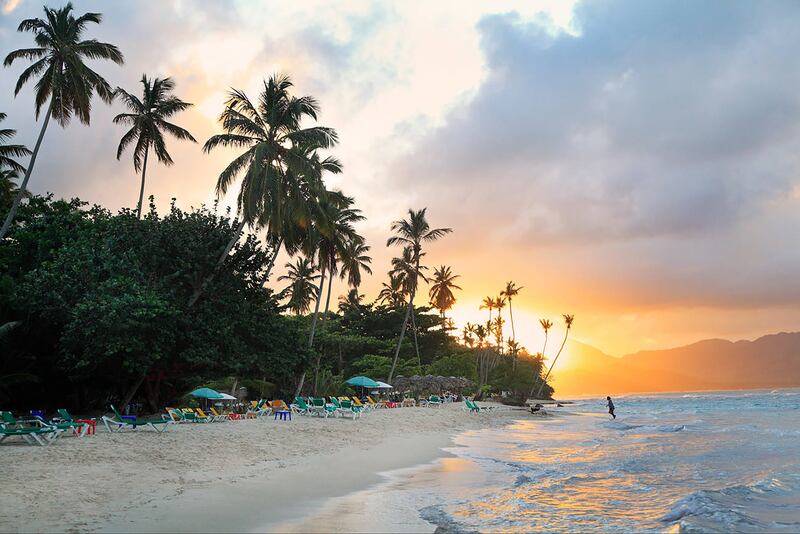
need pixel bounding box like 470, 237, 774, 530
0, 403, 517, 533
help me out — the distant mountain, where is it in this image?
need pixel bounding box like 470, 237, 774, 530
552, 332, 800, 396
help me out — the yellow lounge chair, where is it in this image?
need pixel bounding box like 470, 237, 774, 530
196, 408, 225, 422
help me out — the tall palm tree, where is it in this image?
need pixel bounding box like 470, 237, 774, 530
1, 3, 123, 239
480, 296, 495, 323
277, 257, 320, 315
500, 281, 523, 343
390, 246, 427, 300
376, 274, 405, 307
113, 75, 196, 218
194, 74, 340, 306
462, 323, 475, 347
386, 208, 452, 382
429, 265, 461, 319
493, 296, 506, 352
338, 288, 364, 314
539, 318, 553, 357
339, 238, 372, 289
536, 314, 574, 399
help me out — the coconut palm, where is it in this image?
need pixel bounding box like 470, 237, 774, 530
386, 208, 452, 382
429, 265, 461, 319
339, 238, 372, 289
500, 281, 523, 342
376, 274, 406, 307
1, 3, 123, 239
390, 246, 427, 299
539, 318, 553, 357
113, 75, 196, 218
338, 288, 364, 315
480, 296, 495, 323
193, 74, 340, 306
277, 257, 320, 315
491, 316, 505, 350
493, 296, 506, 352
536, 314, 574, 398
462, 323, 475, 347
0, 113, 30, 175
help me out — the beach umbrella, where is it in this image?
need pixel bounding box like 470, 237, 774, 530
374, 381, 393, 389
189, 387, 224, 399
345, 376, 380, 388
218, 392, 237, 400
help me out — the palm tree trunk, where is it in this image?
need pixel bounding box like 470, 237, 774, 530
319, 269, 334, 335
389, 248, 420, 382
187, 218, 246, 307
295, 264, 326, 397
410, 306, 421, 369
508, 298, 516, 341
0, 101, 53, 239
536, 328, 570, 399
263, 236, 283, 281
136, 145, 150, 219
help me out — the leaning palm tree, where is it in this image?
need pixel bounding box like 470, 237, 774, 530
1, 3, 123, 239
193, 74, 340, 306
536, 314, 574, 399
277, 257, 320, 315
113, 75, 196, 218
376, 274, 406, 307
429, 265, 461, 319
480, 296, 495, 323
500, 281, 523, 343
386, 208, 452, 382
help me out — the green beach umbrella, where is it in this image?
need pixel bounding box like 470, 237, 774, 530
189, 387, 224, 399
345, 376, 380, 388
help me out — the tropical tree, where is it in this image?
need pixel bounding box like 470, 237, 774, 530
480, 296, 495, 323
539, 318, 553, 357
493, 296, 506, 352
1, 3, 123, 239
429, 265, 461, 319
194, 73, 340, 306
277, 257, 320, 315
339, 238, 372, 289
113, 75, 196, 218
500, 281, 523, 342
462, 323, 475, 347
0, 113, 31, 210
338, 288, 364, 314
386, 208, 452, 382
536, 314, 574, 398
376, 274, 405, 307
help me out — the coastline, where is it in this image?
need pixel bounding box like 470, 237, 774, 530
0, 403, 517, 533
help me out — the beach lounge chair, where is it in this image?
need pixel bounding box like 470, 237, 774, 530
101, 405, 173, 433
290, 397, 313, 416
402, 398, 416, 408
210, 407, 236, 421
247, 399, 271, 418
350, 397, 372, 412
269, 400, 290, 412
338, 399, 362, 420
427, 395, 442, 407
196, 408, 225, 422
33, 410, 89, 437
310, 397, 337, 418
0, 411, 63, 446
464, 399, 481, 413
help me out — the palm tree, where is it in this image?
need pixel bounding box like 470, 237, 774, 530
194, 74, 340, 306
0, 113, 31, 211
491, 316, 505, 350
500, 281, 523, 343
480, 296, 495, 323
539, 318, 553, 357
462, 323, 475, 347
1, 3, 123, 239
339, 238, 372, 289
536, 314, 574, 399
386, 208, 452, 382
338, 288, 364, 314
390, 246, 427, 300
113, 75, 196, 218
493, 296, 506, 352
429, 265, 461, 319
277, 257, 320, 315
376, 274, 405, 307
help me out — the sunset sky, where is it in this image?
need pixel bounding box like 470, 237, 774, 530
2, 0, 800, 358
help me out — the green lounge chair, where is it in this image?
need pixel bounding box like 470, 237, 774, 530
0, 424, 61, 446
427, 395, 442, 407
310, 397, 337, 418
338, 399, 362, 420
35, 409, 90, 437
246, 399, 271, 418
101, 405, 173, 433
290, 397, 313, 416
464, 399, 481, 413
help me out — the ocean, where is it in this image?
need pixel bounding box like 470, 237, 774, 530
290, 389, 800, 532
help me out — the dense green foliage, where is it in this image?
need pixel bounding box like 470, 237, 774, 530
0, 196, 312, 411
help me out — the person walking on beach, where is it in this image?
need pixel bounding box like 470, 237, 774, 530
607, 396, 616, 419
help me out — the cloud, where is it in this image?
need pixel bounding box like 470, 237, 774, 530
2, 0, 20, 15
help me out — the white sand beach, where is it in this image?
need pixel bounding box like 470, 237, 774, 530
0, 403, 516, 533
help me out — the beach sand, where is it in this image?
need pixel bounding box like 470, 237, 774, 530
0, 402, 516, 533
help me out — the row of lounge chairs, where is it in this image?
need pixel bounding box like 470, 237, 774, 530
1, 409, 90, 446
